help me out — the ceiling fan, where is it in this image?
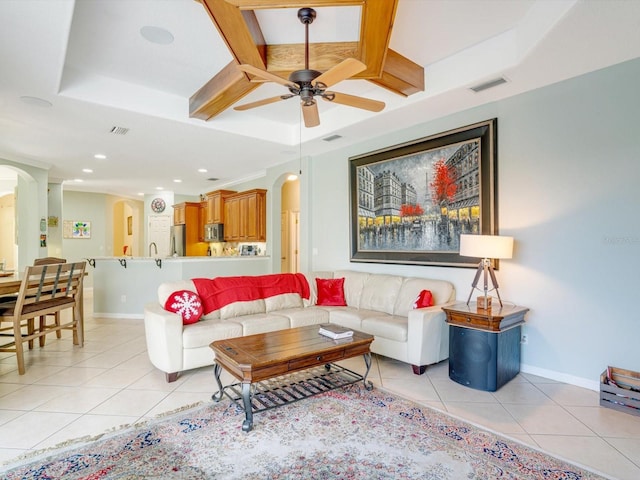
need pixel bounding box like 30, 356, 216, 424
233, 7, 385, 128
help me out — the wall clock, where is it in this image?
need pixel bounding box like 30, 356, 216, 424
151, 197, 166, 213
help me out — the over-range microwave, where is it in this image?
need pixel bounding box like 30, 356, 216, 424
204, 223, 223, 242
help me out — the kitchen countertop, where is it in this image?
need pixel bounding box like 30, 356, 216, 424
87, 255, 269, 261
90, 255, 272, 317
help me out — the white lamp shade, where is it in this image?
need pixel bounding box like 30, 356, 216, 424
459, 234, 513, 259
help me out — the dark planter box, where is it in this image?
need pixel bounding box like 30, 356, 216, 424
600, 366, 640, 417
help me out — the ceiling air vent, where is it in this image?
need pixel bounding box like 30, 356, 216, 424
323, 134, 342, 142
207, 177, 219, 182
469, 77, 508, 93
110, 126, 129, 135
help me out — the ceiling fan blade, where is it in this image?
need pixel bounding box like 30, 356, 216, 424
234, 95, 292, 111
322, 92, 385, 112
237, 64, 293, 87
301, 101, 320, 128
312, 58, 366, 88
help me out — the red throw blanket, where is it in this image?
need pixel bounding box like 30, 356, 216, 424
193, 273, 310, 315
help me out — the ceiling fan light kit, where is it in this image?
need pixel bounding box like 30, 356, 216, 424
234, 7, 385, 128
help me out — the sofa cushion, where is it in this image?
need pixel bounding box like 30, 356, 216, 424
358, 274, 403, 315
328, 307, 381, 331
182, 318, 243, 349
334, 270, 370, 307
361, 315, 408, 343
265, 293, 303, 312
158, 280, 196, 306
232, 313, 291, 336
164, 290, 203, 325
316, 278, 347, 306
220, 299, 265, 320
394, 278, 455, 317
278, 306, 330, 328
303, 271, 334, 306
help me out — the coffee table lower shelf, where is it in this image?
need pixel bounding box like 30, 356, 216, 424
212, 361, 373, 432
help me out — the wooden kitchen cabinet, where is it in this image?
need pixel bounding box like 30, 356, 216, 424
198, 201, 207, 242
172, 202, 207, 256
173, 203, 186, 225
223, 189, 266, 242
205, 190, 236, 225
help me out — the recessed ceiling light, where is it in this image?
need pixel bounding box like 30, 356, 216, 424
19, 96, 52, 108
74, 178, 84, 183
173, 179, 182, 183
198, 168, 208, 173
287, 174, 298, 181
82, 168, 93, 173
156, 186, 163, 190
140, 26, 174, 45
94, 154, 107, 159
138, 192, 144, 196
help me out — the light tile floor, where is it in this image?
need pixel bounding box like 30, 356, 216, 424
1, 293, 639, 479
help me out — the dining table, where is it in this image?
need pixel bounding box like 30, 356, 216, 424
0, 271, 20, 296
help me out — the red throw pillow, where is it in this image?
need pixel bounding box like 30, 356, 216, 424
316, 278, 347, 306
413, 289, 434, 309
164, 290, 203, 325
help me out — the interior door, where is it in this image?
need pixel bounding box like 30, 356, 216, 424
280, 211, 289, 272
148, 214, 172, 257
289, 210, 300, 273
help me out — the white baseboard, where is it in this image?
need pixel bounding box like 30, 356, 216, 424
93, 312, 144, 320
521, 363, 600, 392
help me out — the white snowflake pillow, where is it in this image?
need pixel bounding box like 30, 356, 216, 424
164, 290, 203, 325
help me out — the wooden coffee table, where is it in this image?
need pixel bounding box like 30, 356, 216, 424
210, 325, 374, 431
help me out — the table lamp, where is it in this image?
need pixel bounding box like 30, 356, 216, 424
459, 234, 513, 309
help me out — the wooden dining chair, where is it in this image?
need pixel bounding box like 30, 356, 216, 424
0, 261, 86, 375
33, 257, 66, 345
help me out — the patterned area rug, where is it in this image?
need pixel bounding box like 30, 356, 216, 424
2, 383, 607, 479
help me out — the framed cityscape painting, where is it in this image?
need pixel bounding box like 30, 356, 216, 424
349, 119, 498, 267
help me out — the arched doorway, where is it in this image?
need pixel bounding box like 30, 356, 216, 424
0, 166, 18, 271
113, 200, 142, 256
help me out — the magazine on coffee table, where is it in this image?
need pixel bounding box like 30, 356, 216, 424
318, 324, 354, 340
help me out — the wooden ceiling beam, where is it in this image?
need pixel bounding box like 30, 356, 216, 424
189, 61, 260, 121
372, 49, 425, 97
358, 0, 398, 77
265, 42, 359, 77
199, 0, 266, 66
224, 1, 364, 9
191, 0, 267, 120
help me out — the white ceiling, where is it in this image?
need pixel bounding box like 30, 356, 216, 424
1, 0, 639, 199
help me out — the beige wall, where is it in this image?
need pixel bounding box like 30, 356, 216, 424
0, 193, 15, 270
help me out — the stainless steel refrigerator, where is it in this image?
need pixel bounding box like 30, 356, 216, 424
170, 225, 186, 256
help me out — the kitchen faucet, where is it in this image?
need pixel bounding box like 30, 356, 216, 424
149, 242, 158, 257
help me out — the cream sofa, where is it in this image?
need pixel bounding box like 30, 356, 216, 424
143, 270, 456, 382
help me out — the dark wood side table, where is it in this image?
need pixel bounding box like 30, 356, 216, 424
442, 303, 529, 392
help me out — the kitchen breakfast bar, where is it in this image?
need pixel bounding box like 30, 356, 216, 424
90, 256, 270, 318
